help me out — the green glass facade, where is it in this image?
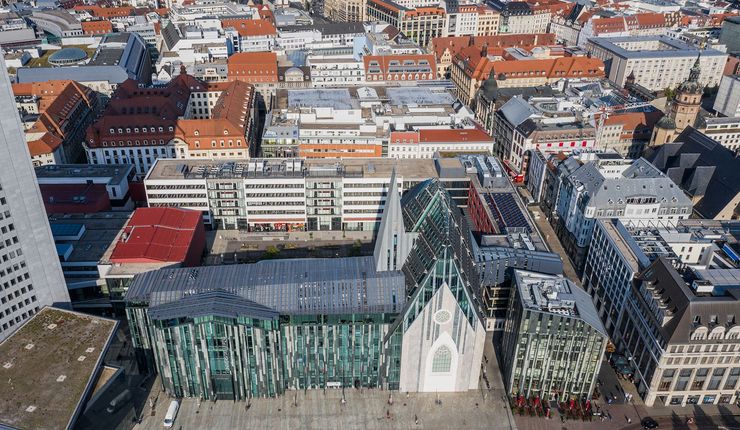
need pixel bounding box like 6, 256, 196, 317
397, 179, 481, 335
127, 302, 402, 399
502, 271, 607, 401
125, 179, 480, 399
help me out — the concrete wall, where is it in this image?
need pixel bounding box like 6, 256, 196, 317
399, 283, 485, 392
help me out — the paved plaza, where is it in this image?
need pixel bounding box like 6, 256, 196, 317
135, 387, 517, 430
134, 334, 517, 430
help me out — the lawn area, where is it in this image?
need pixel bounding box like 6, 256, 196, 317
26, 45, 97, 68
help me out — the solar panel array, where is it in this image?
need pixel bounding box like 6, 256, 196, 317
487, 193, 531, 232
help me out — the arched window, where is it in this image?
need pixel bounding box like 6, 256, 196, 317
432, 346, 452, 373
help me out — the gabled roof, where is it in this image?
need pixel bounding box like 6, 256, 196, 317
221, 18, 277, 37
126, 256, 406, 315
373, 169, 416, 271
634, 257, 740, 345
148, 290, 280, 321
110, 207, 202, 264
645, 127, 740, 219
490, 56, 604, 80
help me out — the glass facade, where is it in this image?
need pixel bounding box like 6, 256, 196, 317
502, 272, 607, 401
397, 179, 481, 336
125, 178, 479, 399
503, 306, 606, 400
127, 300, 403, 399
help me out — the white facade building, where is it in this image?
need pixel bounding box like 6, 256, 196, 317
0, 58, 70, 341
713, 75, 740, 118
700, 116, 740, 153
555, 157, 693, 270
587, 36, 727, 91
143, 157, 469, 231
307, 54, 366, 87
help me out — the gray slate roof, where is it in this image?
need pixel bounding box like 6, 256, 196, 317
126, 256, 406, 316
568, 158, 691, 209
645, 127, 740, 219
148, 290, 280, 321
635, 257, 740, 344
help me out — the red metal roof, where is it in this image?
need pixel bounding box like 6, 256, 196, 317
110, 207, 202, 264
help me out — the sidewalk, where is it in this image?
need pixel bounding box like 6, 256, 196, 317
513, 359, 740, 430
526, 206, 580, 284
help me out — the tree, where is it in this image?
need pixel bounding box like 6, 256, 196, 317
264, 245, 280, 259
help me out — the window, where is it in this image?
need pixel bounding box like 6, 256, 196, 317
432, 346, 452, 373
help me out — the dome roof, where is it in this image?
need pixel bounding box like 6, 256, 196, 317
284, 67, 303, 77
48, 47, 87, 66
677, 80, 702, 95
656, 115, 676, 130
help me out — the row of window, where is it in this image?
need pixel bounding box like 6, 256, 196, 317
108, 126, 174, 135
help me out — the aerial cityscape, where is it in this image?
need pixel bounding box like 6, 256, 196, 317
0, 0, 739, 428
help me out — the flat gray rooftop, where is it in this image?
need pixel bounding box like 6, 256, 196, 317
589, 35, 726, 59
126, 256, 407, 315
50, 212, 131, 263
386, 87, 455, 107
145, 158, 451, 181
287, 88, 357, 110
0, 307, 117, 430
35, 164, 133, 184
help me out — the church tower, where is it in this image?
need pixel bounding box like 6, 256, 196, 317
651, 55, 702, 146
670, 55, 703, 132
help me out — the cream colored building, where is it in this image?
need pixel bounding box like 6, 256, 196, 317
587, 36, 726, 91
323, 0, 366, 22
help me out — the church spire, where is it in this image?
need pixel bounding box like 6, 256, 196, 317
373, 169, 416, 272
688, 54, 701, 83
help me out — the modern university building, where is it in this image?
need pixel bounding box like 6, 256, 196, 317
125, 176, 486, 399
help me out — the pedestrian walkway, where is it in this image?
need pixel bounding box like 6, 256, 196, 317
526, 206, 580, 284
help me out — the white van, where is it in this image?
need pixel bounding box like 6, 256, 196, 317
163, 400, 179, 428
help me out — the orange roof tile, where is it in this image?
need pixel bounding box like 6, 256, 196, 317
390, 131, 419, 144
27, 133, 63, 157
419, 127, 491, 143
221, 18, 277, 37
491, 56, 604, 80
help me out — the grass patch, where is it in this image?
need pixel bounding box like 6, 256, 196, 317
26, 45, 97, 68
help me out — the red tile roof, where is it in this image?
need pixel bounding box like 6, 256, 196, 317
363, 54, 437, 80
27, 133, 63, 157
81, 20, 113, 35
419, 127, 492, 143
227, 52, 279, 83
110, 208, 202, 264
390, 131, 419, 144
12, 80, 96, 157
491, 56, 604, 80
604, 111, 663, 138
73, 5, 134, 17
221, 18, 276, 37
86, 74, 253, 151
432, 33, 555, 60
